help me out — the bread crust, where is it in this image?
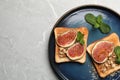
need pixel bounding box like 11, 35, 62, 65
87, 33, 120, 78
54, 27, 88, 63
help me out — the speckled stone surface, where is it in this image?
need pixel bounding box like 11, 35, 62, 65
0, 0, 120, 80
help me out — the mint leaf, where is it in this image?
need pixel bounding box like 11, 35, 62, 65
99, 23, 111, 34
97, 15, 103, 24
85, 13, 100, 28
114, 46, 120, 57
114, 46, 120, 64
77, 31, 84, 41
80, 39, 84, 45
77, 31, 84, 45
85, 13, 96, 25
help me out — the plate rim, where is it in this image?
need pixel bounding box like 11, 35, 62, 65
48, 5, 120, 80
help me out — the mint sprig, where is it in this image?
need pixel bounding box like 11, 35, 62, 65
77, 31, 84, 45
85, 13, 111, 34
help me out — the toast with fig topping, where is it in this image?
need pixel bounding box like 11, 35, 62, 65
87, 33, 120, 78
54, 27, 88, 63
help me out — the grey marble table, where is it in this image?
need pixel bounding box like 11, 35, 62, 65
0, 0, 120, 80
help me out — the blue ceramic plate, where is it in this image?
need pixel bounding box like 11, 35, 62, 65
48, 5, 120, 80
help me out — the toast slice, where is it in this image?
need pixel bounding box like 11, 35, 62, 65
87, 33, 120, 78
54, 27, 88, 63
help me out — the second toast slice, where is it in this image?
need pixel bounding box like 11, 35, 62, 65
87, 33, 120, 78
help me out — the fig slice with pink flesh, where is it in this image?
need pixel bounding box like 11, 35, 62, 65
92, 41, 114, 63
56, 30, 77, 47
67, 43, 84, 60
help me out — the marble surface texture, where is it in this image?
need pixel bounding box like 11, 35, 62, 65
0, 0, 120, 80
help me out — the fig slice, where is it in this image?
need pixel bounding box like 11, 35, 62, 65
67, 43, 84, 60
92, 41, 114, 63
56, 30, 77, 47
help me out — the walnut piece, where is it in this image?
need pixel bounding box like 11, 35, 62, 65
59, 47, 67, 58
